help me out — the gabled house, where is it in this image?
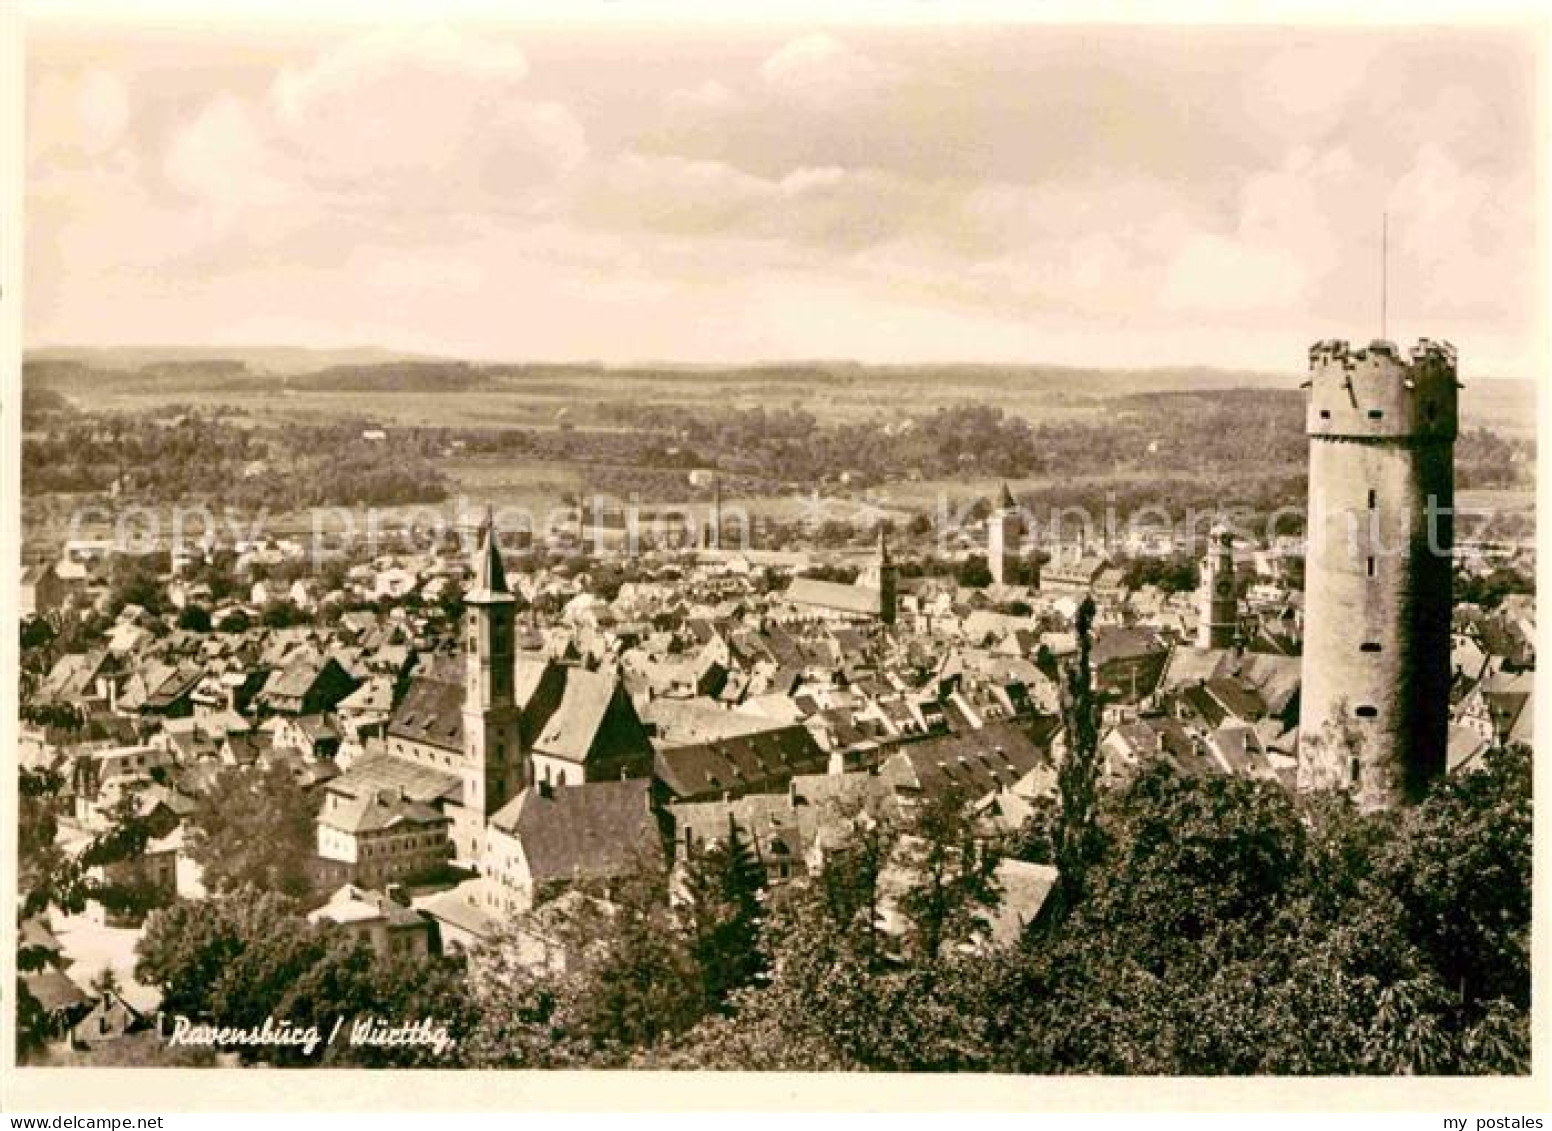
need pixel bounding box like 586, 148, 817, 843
483, 778, 662, 917
308, 884, 436, 958
258, 653, 359, 716
316, 786, 452, 890
654, 722, 829, 803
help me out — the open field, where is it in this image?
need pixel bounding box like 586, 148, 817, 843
22, 351, 1536, 556
32, 349, 1536, 434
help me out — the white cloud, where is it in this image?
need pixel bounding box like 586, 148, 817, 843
760, 33, 900, 105
23, 25, 1542, 376
663, 78, 740, 118
1388, 142, 1521, 319
265, 25, 581, 201
29, 68, 130, 164
75, 70, 130, 155
147, 23, 588, 270
272, 23, 528, 125
1245, 41, 1384, 137
163, 95, 293, 211
1162, 234, 1311, 314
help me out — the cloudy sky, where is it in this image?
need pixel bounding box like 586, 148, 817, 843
24, 17, 1545, 375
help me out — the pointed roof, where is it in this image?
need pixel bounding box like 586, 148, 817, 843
999, 482, 1018, 511
467, 507, 515, 605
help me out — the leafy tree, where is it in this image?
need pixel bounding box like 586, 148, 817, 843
16, 770, 156, 1062
980, 749, 1531, 1076
335, 949, 480, 1068
89, 965, 122, 997
176, 604, 212, 632
463, 944, 585, 1069
896, 785, 1001, 961
136, 890, 478, 1066
1376, 744, 1531, 1031
1121, 554, 1200, 594
184, 763, 319, 900
1008, 794, 1059, 866
20, 615, 55, 652
956, 554, 993, 588
136, 889, 304, 1026
217, 610, 251, 634
107, 560, 165, 617
678, 818, 768, 1011
1049, 595, 1102, 918
19, 783, 154, 922
647, 793, 1004, 1072
568, 901, 704, 1060
1456, 566, 1535, 610
261, 599, 305, 629
466, 853, 703, 1068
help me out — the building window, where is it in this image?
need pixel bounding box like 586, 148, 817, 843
1360, 642, 1382, 653
1367, 489, 1377, 509
1349, 756, 1361, 784
1366, 557, 1376, 577
1355, 705, 1378, 719
1367, 409, 1383, 420
1319, 410, 1331, 420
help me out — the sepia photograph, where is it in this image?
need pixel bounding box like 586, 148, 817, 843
3, 0, 1546, 1112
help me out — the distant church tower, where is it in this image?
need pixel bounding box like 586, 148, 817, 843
877, 527, 898, 626
463, 509, 525, 825
988, 483, 1026, 588
1197, 524, 1237, 649
1297, 338, 1457, 808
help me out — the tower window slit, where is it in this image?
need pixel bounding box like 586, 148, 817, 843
1366, 556, 1376, 577
1355, 705, 1378, 719
1366, 489, 1376, 509
1359, 642, 1382, 653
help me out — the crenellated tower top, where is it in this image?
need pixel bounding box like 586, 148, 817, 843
1305, 338, 1459, 443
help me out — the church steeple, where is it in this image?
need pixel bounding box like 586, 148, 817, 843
462, 506, 523, 828
877, 525, 897, 626
468, 507, 514, 606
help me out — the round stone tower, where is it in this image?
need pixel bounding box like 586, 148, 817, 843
1197, 524, 1237, 650
1297, 338, 1458, 807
